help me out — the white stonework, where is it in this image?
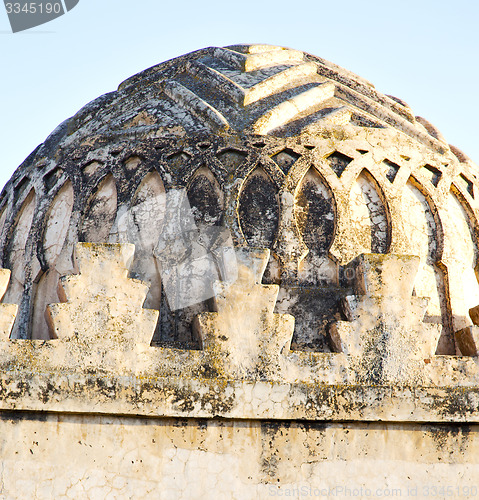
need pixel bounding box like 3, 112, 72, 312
0, 415, 477, 500
0, 44, 479, 498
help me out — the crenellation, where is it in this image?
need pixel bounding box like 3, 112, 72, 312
194, 248, 294, 379
329, 254, 442, 384
46, 243, 158, 348
0, 130, 475, 351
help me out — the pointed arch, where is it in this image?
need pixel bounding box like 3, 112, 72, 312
127, 171, 166, 252
296, 166, 336, 256
402, 177, 451, 353
3, 188, 36, 306
3, 189, 36, 339
442, 187, 479, 338
187, 166, 224, 227
32, 181, 74, 340
296, 166, 337, 284
349, 169, 390, 254
79, 174, 117, 242
238, 167, 279, 248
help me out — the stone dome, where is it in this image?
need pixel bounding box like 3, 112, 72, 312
1, 44, 478, 355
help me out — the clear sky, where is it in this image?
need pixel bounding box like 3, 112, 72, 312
1, 0, 478, 192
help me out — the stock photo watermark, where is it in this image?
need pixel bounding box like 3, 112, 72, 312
3, 0, 78, 32
267, 484, 479, 498
115, 187, 238, 311
153, 189, 237, 310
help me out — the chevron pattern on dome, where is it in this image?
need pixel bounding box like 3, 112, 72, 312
28, 44, 455, 163
142, 44, 447, 153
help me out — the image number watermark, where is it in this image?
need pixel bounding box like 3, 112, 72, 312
4, 0, 79, 32
266, 484, 479, 497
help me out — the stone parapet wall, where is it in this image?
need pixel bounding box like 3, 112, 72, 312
0, 244, 478, 425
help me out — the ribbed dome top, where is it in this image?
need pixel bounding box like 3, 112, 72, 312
9, 44, 469, 167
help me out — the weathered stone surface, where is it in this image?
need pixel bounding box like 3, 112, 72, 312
1, 44, 477, 348
329, 254, 441, 384
455, 310, 479, 356
0, 246, 475, 424
0, 269, 18, 338
46, 243, 158, 356
1, 415, 478, 500
194, 248, 294, 378
1, 43, 479, 496
0, 241, 476, 423
0, 128, 474, 352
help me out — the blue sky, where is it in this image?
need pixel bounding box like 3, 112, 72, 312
1, 0, 478, 191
